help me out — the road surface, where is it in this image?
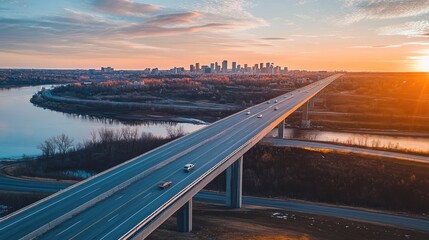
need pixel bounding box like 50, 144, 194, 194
262, 138, 429, 164
194, 191, 429, 233
0, 174, 69, 193
0, 75, 341, 239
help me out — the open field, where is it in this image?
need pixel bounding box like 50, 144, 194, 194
149, 202, 429, 240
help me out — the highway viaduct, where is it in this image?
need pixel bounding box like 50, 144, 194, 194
0, 74, 342, 239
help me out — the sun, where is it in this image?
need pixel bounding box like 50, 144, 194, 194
416, 56, 429, 72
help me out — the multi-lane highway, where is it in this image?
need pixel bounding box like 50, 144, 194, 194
0, 74, 341, 239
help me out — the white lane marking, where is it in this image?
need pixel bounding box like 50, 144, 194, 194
143, 192, 153, 199
55, 220, 81, 236
115, 195, 123, 201
5, 75, 340, 234
104, 78, 342, 239
80, 188, 100, 199
108, 214, 119, 223
104, 121, 260, 239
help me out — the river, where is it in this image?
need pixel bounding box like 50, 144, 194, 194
2, 85, 429, 159
0, 85, 206, 159
280, 128, 429, 154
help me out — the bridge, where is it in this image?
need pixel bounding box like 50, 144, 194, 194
0, 74, 342, 239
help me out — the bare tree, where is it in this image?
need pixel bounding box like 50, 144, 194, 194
37, 137, 57, 158
98, 128, 117, 144
55, 133, 74, 155
90, 130, 98, 145
166, 125, 185, 138
121, 127, 138, 143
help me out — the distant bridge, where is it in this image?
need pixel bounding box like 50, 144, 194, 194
0, 74, 342, 239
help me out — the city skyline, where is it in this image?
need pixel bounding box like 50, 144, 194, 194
1, 0, 429, 72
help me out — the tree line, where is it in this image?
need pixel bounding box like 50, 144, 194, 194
12, 126, 184, 180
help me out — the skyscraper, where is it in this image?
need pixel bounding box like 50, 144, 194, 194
190, 64, 195, 72
222, 60, 228, 73
232, 62, 237, 72
210, 63, 215, 72
196, 63, 200, 72
215, 62, 219, 73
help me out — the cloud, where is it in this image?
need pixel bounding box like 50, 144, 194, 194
260, 37, 287, 41
378, 21, 429, 37
185, 0, 267, 29
349, 41, 429, 48
0, 0, 272, 59
91, 0, 160, 16
147, 12, 201, 26
344, 0, 429, 23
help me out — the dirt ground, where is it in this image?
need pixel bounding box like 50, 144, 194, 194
148, 203, 429, 240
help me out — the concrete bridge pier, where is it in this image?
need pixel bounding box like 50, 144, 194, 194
226, 156, 243, 208
277, 120, 285, 139
176, 200, 192, 232
301, 101, 311, 128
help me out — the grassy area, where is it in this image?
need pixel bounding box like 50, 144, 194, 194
206, 145, 429, 216
149, 202, 429, 240
294, 72, 429, 132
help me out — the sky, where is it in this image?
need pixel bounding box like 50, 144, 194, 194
0, 0, 428, 71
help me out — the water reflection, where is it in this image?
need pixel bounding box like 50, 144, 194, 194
283, 128, 429, 154
0, 85, 205, 158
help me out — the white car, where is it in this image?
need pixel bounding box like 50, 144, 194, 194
184, 164, 195, 172
258, 115, 263, 118
274, 106, 279, 111
246, 111, 251, 115
275, 100, 278, 103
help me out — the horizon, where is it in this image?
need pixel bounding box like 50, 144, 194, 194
1, 0, 429, 72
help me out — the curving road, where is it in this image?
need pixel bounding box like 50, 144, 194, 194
262, 138, 429, 164
0, 174, 69, 193
194, 191, 429, 233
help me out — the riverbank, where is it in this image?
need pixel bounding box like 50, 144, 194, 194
274, 127, 429, 155
30, 89, 239, 124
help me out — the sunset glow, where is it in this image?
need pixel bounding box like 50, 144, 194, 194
416, 56, 429, 72
1, 0, 429, 71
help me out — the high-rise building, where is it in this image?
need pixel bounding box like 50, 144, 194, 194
202, 65, 211, 73
232, 62, 237, 72
101, 67, 114, 73
210, 63, 215, 72
222, 60, 228, 73
196, 63, 200, 72
215, 62, 219, 73
237, 64, 241, 72
260, 63, 264, 71
190, 64, 195, 72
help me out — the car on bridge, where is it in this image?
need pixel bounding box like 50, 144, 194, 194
184, 164, 195, 172
274, 106, 279, 111
246, 111, 251, 115
159, 181, 172, 189
258, 115, 263, 118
